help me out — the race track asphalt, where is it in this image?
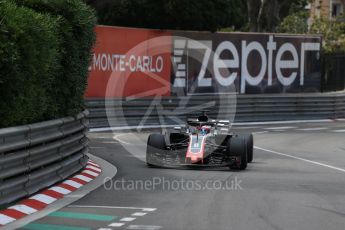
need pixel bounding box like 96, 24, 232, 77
19, 121, 345, 230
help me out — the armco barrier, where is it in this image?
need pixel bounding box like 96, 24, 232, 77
0, 111, 89, 207
86, 93, 345, 128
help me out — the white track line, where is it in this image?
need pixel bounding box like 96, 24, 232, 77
101, 141, 119, 144
265, 126, 296, 130
108, 223, 125, 227
253, 131, 269, 134
67, 205, 157, 211
297, 127, 328, 131
331, 129, 345, 133
127, 226, 162, 230
255, 146, 345, 173
90, 125, 178, 132
142, 208, 157, 212
120, 217, 136, 222
131, 212, 147, 217
234, 119, 345, 125
234, 126, 261, 129
114, 134, 132, 145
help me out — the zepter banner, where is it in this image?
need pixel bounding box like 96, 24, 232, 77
171, 31, 321, 95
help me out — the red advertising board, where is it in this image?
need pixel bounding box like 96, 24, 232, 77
85, 26, 321, 98
85, 26, 172, 98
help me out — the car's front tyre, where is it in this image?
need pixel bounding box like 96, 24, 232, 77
241, 134, 253, 163
228, 135, 248, 170
146, 133, 166, 167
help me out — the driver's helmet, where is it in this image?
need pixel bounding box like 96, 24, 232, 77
201, 125, 211, 135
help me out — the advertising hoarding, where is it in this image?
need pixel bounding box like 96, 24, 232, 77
85, 26, 322, 98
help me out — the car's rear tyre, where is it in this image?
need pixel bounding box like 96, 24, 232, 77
228, 136, 247, 170
146, 133, 166, 167
241, 134, 253, 163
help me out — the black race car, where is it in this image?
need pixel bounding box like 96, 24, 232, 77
146, 112, 253, 170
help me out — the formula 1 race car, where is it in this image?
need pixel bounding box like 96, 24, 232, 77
146, 112, 253, 170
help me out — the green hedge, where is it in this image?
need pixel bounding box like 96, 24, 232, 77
0, 0, 96, 128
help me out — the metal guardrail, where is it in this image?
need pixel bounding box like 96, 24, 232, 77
86, 93, 345, 128
0, 111, 89, 207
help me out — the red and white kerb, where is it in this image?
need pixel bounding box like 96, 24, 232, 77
0, 160, 101, 226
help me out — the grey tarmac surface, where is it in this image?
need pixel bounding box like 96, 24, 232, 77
19, 120, 345, 230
